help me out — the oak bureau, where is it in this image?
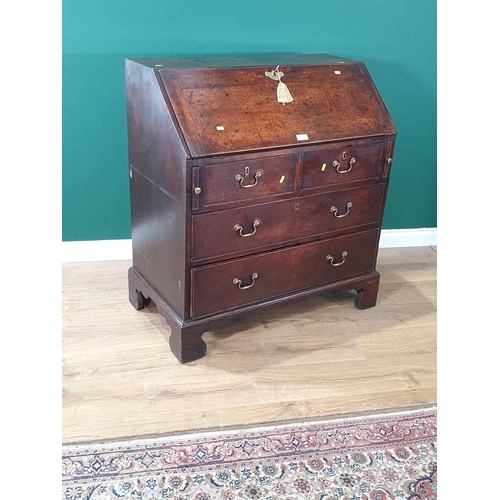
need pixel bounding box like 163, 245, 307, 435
125, 54, 397, 363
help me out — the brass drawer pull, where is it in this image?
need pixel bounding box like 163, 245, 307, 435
235, 170, 262, 188
333, 157, 356, 174
234, 219, 261, 237
326, 251, 348, 267
233, 272, 258, 289
330, 202, 352, 218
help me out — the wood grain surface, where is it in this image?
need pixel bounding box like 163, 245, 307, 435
62, 246, 436, 445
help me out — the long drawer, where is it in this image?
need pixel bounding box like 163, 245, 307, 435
190, 229, 379, 318
192, 183, 385, 263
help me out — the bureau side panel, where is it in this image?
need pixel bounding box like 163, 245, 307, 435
126, 60, 189, 318
126, 59, 188, 194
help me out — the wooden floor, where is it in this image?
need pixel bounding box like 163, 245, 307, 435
62, 246, 437, 445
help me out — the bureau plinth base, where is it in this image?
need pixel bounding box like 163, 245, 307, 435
129, 267, 381, 364
128, 267, 219, 363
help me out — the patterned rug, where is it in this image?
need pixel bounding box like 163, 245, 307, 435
62, 407, 436, 500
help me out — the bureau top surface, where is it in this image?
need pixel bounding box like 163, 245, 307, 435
127, 54, 396, 157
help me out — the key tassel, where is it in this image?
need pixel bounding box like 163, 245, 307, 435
265, 65, 293, 105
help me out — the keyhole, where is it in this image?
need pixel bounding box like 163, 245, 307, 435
341, 151, 347, 161
295, 203, 299, 210
244, 166, 250, 176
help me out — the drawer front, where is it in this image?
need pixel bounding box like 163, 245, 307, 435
192, 183, 385, 263
191, 229, 379, 318
194, 155, 297, 209
302, 142, 384, 189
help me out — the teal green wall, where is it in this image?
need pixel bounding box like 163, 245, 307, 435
63, 0, 436, 241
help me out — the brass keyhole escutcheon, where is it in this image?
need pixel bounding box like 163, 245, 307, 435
341, 151, 347, 161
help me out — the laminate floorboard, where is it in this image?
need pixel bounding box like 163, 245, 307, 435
62, 246, 437, 445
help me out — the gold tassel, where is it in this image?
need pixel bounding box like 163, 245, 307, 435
265, 65, 293, 105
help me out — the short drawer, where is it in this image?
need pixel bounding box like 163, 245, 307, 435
302, 142, 384, 189
192, 183, 385, 263
190, 229, 379, 318
193, 155, 297, 210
